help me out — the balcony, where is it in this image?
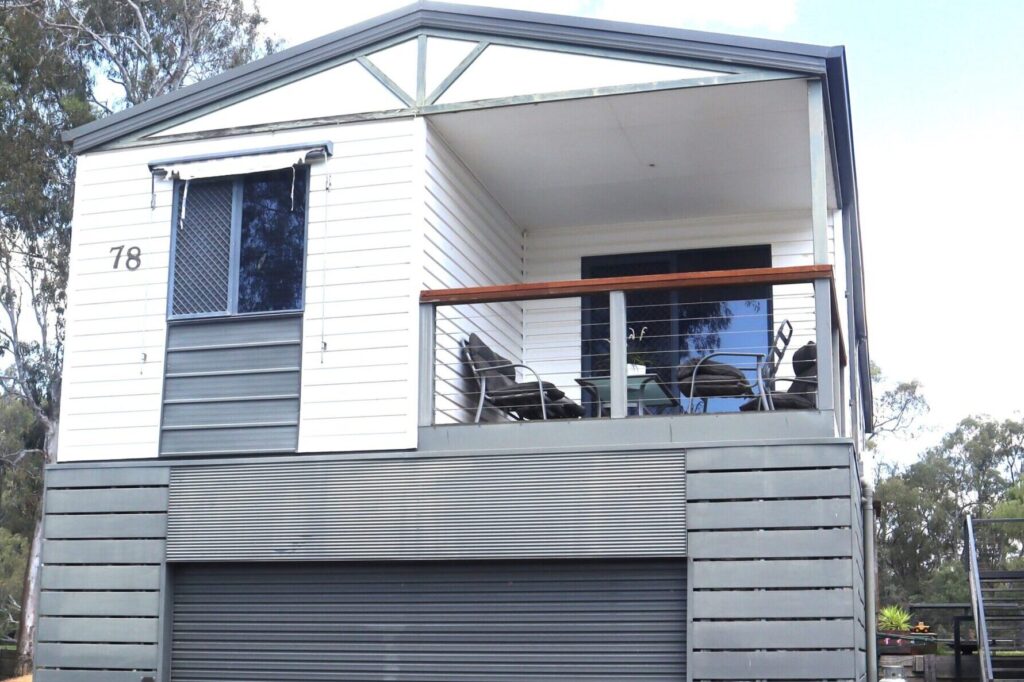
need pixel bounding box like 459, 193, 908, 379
420, 264, 847, 439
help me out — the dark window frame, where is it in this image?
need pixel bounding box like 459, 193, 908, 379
580, 245, 774, 413
167, 167, 310, 321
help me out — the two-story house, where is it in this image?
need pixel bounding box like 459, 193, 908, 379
38, 3, 873, 680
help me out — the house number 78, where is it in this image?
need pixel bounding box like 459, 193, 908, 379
110, 245, 142, 270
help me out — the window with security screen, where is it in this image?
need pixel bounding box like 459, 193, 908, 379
170, 167, 308, 318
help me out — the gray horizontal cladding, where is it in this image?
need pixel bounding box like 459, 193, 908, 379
170, 559, 686, 681
36, 672, 157, 682
36, 465, 169, 681
166, 449, 686, 560
686, 442, 864, 680
161, 315, 302, 456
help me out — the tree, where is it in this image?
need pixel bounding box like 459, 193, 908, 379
875, 416, 1024, 615
0, 398, 44, 642
34, 0, 275, 110
867, 361, 928, 452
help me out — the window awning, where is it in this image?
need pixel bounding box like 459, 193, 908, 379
149, 141, 332, 181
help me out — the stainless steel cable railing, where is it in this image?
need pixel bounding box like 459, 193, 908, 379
419, 264, 845, 426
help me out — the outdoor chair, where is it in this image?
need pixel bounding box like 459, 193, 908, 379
739, 340, 817, 411
678, 319, 794, 413
461, 333, 584, 422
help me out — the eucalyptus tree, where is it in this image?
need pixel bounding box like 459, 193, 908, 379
875, 416, 1024, 611
35, 0, 276, 110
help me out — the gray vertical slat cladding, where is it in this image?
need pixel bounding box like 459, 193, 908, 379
160, 315, 301, 455
36, 466, 169, 681
166, 450, 686, 560
687, 443, 863, 680
171, 559, 686, 681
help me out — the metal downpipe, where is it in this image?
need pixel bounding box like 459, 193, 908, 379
863, 480, 878, 682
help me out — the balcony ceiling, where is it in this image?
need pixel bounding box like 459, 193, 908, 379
430, 78, 833, 229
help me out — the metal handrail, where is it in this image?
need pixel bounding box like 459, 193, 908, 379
966, 515, 994, 681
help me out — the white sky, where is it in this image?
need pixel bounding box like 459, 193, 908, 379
251, 0, 1024, 464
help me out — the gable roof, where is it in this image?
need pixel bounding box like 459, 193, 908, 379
63, 2, 841, 153
61, 1, 872, 429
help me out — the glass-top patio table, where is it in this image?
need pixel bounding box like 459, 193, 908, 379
575, 373, 679, 416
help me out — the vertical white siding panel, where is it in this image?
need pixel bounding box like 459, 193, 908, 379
422, 123, 523, 424
299, 119, 421, 452
522, 213, 816, 402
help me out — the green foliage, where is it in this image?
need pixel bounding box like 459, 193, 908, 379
878, 605, 912, 632
0, 398, 44, 644
0, 4, 93, 425
0, 529, 29, 641
876, 415, 1024, 616
0, 400, 44, 538
40, 0, 276, 109
867, 362, 928, 451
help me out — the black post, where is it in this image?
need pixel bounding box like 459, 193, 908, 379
954, 615, 962, 680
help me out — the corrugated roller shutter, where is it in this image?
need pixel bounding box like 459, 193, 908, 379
171, 559, 686, 681
166, 451, 686, 560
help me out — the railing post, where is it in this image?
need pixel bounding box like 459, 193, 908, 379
966, 515, 994, 682
808, 78, 829, 266
418, 302, 436, 427
833, 326, 843, 433
814, 278, 835, 412
609, 290, 627, 419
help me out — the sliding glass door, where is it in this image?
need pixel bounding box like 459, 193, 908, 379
582, 245, 773, 414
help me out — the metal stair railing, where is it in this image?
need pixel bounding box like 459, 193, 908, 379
966, 515, 994, 682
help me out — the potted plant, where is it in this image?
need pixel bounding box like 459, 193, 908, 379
626, 327, 649, 375
877, 605, 912, 654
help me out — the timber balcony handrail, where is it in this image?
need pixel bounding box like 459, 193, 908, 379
420, 264, 834, 304
420, 264, 845, 364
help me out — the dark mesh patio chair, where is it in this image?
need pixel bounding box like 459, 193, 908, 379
461, 333, 584, 422
739, 340, 817, 411
678, 319, 794, 413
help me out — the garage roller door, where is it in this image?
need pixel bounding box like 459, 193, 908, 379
171, 559, 686, 681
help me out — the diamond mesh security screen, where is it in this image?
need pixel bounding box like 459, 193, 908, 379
171, 181, 232, 316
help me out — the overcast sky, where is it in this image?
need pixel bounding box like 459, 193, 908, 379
252, 0, 1024, 464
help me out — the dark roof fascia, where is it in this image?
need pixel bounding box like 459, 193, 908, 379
822, 45, 872, 430
64, 1, 835, 153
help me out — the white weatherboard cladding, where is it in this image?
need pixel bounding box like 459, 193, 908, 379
437, 44, 725, 104
155, 61, 405, 137
422, 121, 523, 424
424, 37, 478, 94
59, 121, 419, 461
59, 152, 169, 461
522, 212, 822, 403
299, 118, 421, 452
366, 38, 419, 100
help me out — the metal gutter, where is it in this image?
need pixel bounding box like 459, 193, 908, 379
823, 46, 873, 430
